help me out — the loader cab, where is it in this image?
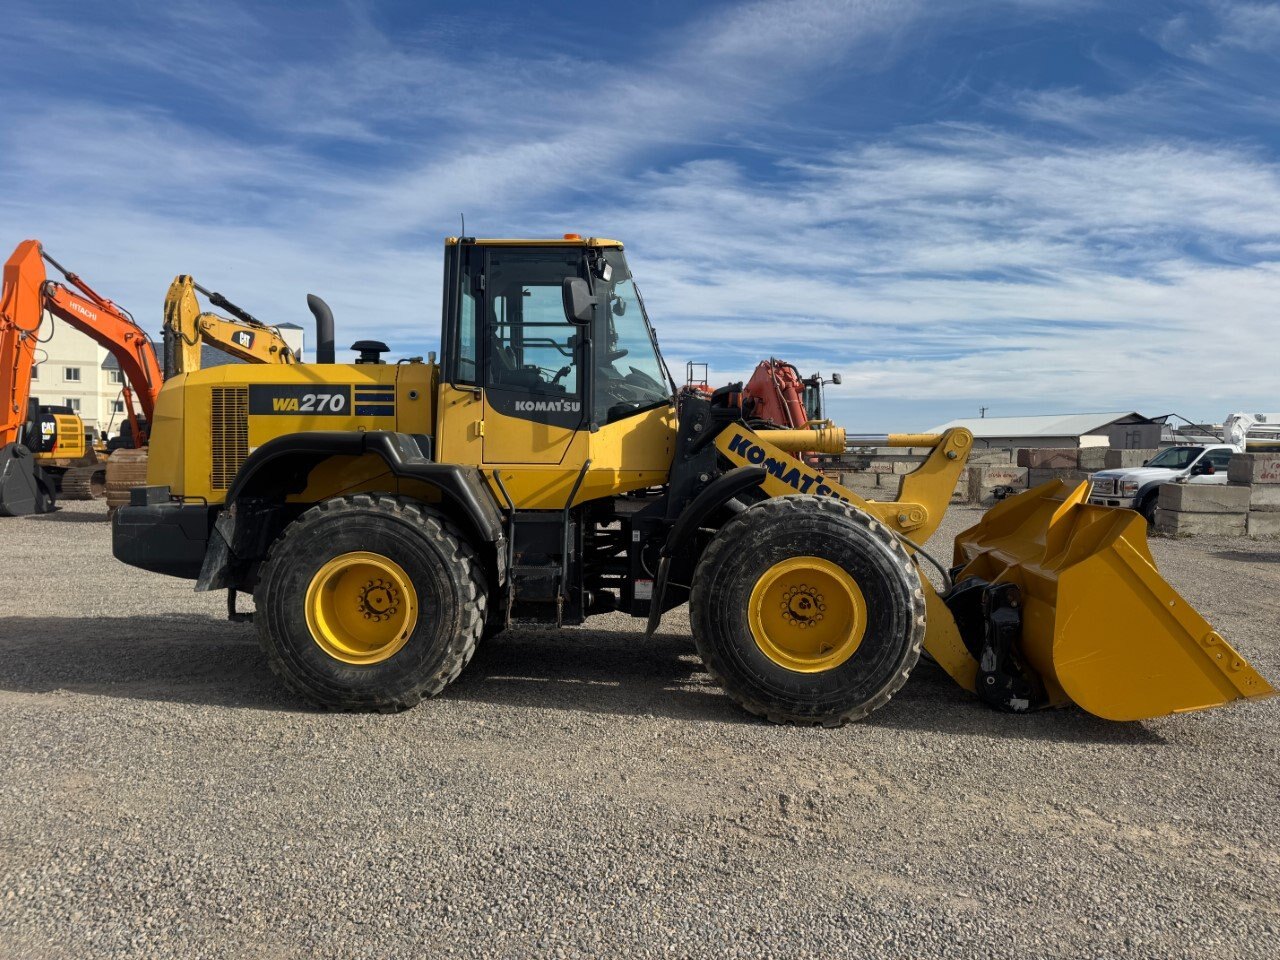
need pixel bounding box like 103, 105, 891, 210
437, 237, 671, 470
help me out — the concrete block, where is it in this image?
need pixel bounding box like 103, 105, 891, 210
1228, 453, 1280, 485
1248, 484, 1280, 512
1155, 509, 1247, 537
967, 465, 1030, 502
987, 465, 1030, 487
1028, 468, 1092, 487
1017, 448, 1079, 469
1157, 483, 1252, 514
1248, 511, 1280, 536
967, 448, 1013, 465
1104, 448, 1158, 469
1076, 447, 1109, 471
866, 458, 923, 475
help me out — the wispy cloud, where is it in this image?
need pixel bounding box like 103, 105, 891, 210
0, 0, 1276, 430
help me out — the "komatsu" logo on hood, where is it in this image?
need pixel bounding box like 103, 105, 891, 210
724, 432, 850, 502
515, 399, 581, 413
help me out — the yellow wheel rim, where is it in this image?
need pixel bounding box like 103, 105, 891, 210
304, 551, 419, 665
748, 556, 867, 673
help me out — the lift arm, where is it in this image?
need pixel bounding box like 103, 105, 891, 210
163, 275, 297, 376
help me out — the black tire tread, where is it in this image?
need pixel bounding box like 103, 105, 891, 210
690, 495, 924, 727
1139, 491, 1159, 527
254, 493, 486, 712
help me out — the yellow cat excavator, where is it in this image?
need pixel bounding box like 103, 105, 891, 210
103, 276, 301, 512
162, 275, 297, 375
111, 235, 1273, 725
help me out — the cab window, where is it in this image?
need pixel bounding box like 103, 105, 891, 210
486, 251, 581, 397
457, 286, 478, 384
1205, 448, 1233, 470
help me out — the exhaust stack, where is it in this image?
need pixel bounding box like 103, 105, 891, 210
307, 294, 335, 363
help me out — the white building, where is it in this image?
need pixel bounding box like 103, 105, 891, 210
927, 411, 1164, 450
29, 312, 128, 438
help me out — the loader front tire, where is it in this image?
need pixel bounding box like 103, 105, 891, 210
254, 494, 486, 712
690, 496, 924, 726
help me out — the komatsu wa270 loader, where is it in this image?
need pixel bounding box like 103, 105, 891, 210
112, 235, 1273, 725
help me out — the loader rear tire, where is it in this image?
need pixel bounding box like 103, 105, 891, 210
254, 494, 487, 712
690, 496, 924, 726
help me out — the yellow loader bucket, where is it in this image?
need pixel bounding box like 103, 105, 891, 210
951, 480, 1274, 721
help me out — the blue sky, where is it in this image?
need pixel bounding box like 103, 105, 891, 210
2, 0, 1278, 430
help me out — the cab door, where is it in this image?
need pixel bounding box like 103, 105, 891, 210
1187, 447, 1233, 485
480, 248, 586, 465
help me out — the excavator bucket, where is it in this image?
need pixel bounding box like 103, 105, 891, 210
950, 480, 1274, 721
0, 444, 56, 516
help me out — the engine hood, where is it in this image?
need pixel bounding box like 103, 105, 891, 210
1091, 467, 1180, 484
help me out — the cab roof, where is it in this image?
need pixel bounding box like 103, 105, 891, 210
445, 236, 623, 248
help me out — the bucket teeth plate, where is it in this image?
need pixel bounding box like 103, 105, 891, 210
952, 480, 1274, 721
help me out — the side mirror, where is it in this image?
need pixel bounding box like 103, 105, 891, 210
831, 372, 843, 386
562, 277, 596, 324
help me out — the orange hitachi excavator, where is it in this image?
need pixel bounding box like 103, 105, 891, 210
0, 240, 163, 516
742, 358, 841, 431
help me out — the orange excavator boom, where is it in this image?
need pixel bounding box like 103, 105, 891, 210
1, 240, 162, 448
0, 241, 46, 448
1, 241, 163, 516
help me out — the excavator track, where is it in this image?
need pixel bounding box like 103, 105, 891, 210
60, 463, 107, 500
105, 448, 149, 515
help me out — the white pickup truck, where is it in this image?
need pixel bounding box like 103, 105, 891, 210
1088, 444, 1236, 523
1089, 412, 1279, 523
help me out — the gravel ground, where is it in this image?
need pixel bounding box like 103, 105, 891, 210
0, 500, 1277, 959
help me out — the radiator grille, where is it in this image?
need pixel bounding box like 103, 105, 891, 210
210, 386, 249, 490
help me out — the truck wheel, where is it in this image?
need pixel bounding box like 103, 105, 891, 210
689, 496, 924, 726
1138, 491, 1159, 528
254, 494, 487, 712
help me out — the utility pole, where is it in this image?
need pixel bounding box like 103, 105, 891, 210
979, 406, 988, 419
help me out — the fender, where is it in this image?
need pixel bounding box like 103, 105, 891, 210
1136, 478, 1167, 501
196, 430, 505, 591
1132, 478, 1169, 513
644, 466, 765, 637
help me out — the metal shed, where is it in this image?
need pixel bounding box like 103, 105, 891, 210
927, 412, 1162, 449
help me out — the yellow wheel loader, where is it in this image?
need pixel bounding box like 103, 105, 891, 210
111, 236, 1273, 724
